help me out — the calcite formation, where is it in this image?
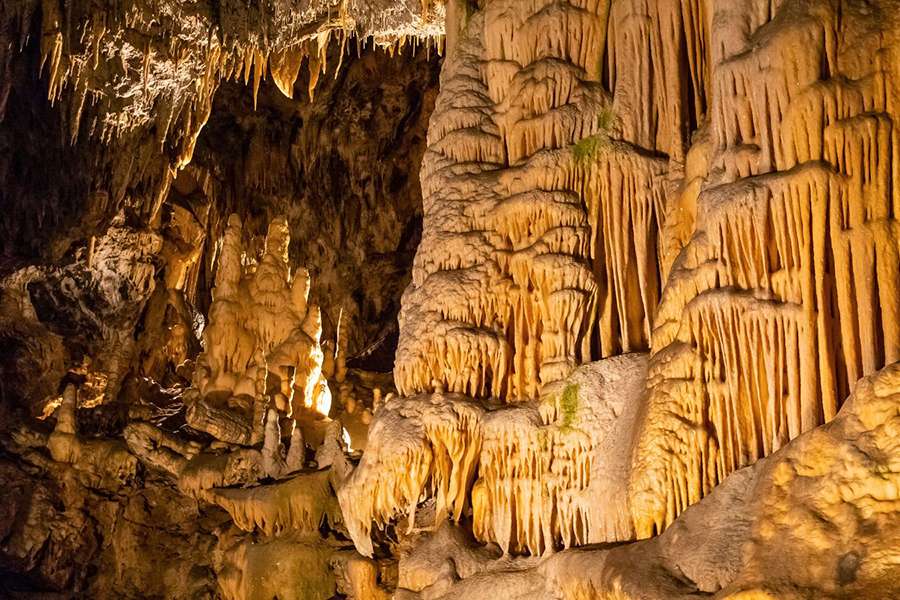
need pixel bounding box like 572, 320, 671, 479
192, 46, 438, 368
0, 0, 443, 302
216, 530, 336, 600
208, 469, 340, 536
361, 0, 681, 554
47, 385, 139, 487
385, 0, 900, 561
404, 360, 900, 599
630, 0, 900, 537
5, 0, 900, 598
186, 213, 329, 445
341, 353, 648, 556
0, 4, 434, 594
6, 0, 444, 156
395, 0, 668, 403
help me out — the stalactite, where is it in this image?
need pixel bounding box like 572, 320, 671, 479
473, 406, 592, 555
630, 0, 900, 538
395, 0, 680, 404
343, 355, 646, 558
0, 0, 445, 230
338, 392, 484, 557
206, 470, 341, 537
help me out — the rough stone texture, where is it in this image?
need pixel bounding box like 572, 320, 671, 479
4, 0, 900, 598
387, 0, 900, 556
340, 353, 648, 557
190, 45, 440, 358
395, 0, 667, 402
0, 9, 438, 596
396, 361, 900, 599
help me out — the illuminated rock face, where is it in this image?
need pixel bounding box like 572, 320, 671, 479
399, 361, 900, 599
395, 0, 667, 403
6, 0, 900, 597
630, 0, 900, 537
341, 353, 647, 557
386, 0, 900, 557
186, 214, 329, 444
382, 0, 701, 552
0, 1, 438, 591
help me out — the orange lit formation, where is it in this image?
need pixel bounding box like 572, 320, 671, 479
3, 0, 900, 598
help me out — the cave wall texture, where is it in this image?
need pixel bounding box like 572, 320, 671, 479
3, 0, 900, 599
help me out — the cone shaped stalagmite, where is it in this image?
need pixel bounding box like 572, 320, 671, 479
188, 214, 329, 444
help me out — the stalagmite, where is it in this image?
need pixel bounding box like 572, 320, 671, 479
187, 214, 328, 445
7, 0, 900, 597
285, 423, 306, 473
262, 409, 288, 478
47, 385, 139, 487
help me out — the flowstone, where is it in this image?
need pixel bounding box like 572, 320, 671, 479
340, 353, 648, 556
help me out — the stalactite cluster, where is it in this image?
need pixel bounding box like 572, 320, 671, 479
5, 0, 900, 597
347, 0, 900, 581
26, 0, 444, 145
341, 353, 647, 557
0, 0, 444, 263
395, 0, 668, 403
631, 0, 900, 537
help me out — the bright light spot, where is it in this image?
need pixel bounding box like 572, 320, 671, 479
314, 381, 332, 418
342, 427, 353, 452
39, 396, 63, 420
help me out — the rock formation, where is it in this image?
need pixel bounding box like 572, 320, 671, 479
391, 360, 900, 599
186, 213, 329, 445
3, 0, 900, 598
341, 353, 647, 557
629, 0, 900, 538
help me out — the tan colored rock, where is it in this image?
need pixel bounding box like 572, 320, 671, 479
395, 0, 667, 403
216, 529, 336, 600
630, 0, 900, 537
8, 0, 900, 597
187, 214, 328, 444
341, 353, 648, 556
392, 361, 900, 599
47, 385, 139, 488
386, 0, 900, 562
206, 469, 341, 537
